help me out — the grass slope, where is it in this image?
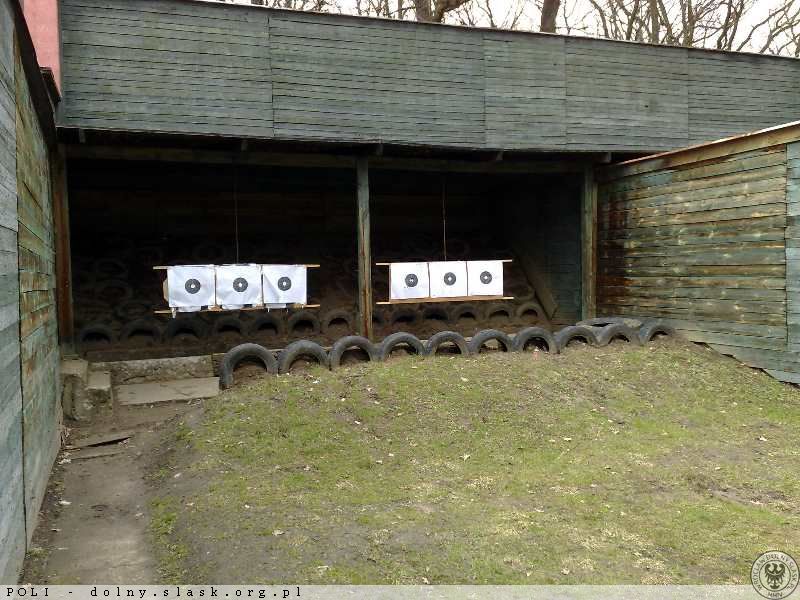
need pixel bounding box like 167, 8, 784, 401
149, 340, 800, 584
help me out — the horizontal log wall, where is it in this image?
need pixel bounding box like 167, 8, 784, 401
597, 127, 800, 383
0, 0, 25, 584
57, 0, 800, 152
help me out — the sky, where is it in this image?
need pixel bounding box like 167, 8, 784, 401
225, 0, 794, 55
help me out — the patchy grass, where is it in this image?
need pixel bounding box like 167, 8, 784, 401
149, 340, 800, 584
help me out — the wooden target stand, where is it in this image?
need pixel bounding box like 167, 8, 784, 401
152, 265, 321, 314
375, 259, 514, 305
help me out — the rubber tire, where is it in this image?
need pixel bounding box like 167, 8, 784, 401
595, 323, 642, 347
425, 331, 470, 356
119, 318, 162, 344
515, 301, 546, 322
249, 313, 286, 337
212, 315, 246, 336
639, 319, 676, 343
287, 310, 321, 336
485, 302, 514, 323
378, 332, 425, 360
321, 309, 354, 336
220, 343, 277, 389
164, 316, 209, 341
92, 258, 128, 280
554, 325, 599, 351
115, 299, 153, 321
77, 323, 117, 345
468, 329, 513, 354
578, 316, 644, 329
449, 302, 483, 323
329, 335, 379, 369
389, 307, 419, 327
513, 327, 558, 354
422, 305, 449, 323
94, 279, 134, 303
278, 340, 330, 373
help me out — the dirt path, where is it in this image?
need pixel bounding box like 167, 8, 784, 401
23, 404, 189, 584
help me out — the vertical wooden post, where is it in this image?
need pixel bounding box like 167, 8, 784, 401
52, 145, 75, 351
356, 157, 373, 340
581, 165, 597, 320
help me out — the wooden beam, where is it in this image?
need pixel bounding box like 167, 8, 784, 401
52, 145, 75, 351
377, 295, 514, 305
63, 144, 588, 174
357, 157, 373, 340
582, 166, 598, 320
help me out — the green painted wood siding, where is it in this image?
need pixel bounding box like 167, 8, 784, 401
58, 0, 800, 152
0, 0, 25, 584
15, 37, 61, 549
597, 127, 800, 384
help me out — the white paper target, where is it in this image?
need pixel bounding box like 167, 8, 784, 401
263, 265, 307, 304
167, 265, 216, 310
390, 262, 430, 300
428, 261, 468, 298
467, 260, 504, 296
215, 264, 263, 309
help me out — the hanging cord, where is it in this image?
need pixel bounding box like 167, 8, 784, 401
441, 174, 448, 261
233, 159, 240, 263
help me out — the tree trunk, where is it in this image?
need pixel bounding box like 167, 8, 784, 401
415, 0, 432, 21
649, 0, 659, 42
540, 0, 560, 32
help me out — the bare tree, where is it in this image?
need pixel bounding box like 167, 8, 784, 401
540, 0, 561, 31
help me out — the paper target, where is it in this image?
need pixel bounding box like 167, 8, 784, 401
389, 262, 430, 300
428, 261, 468, 298
166, 265, 216, 310
215, 264, 263, 309
467, 260, 504, 296
263, 265, 307, 305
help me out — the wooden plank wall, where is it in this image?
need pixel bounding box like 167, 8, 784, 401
597, 129, 800, 383
57, 0, 800, 152
0, 0, 25, 584
16, 34, 60, 542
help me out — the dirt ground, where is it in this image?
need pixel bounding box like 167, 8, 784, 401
22, 339, 800, 584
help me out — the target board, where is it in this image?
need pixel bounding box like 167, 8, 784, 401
166, 265, 216, 311
428, 261, 468, 298
215, 264, 263, 309
466, 260, 504, 296
262, 264, 307, 306
389, 262, 430, 300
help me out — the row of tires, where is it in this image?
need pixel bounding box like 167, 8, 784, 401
219, 317, 675, 388
76, 300, 547, 348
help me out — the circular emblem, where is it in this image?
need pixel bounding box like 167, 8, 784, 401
480, 271, 493, 285
277, 277, 292, 291
232, 277, 248, 293
184, 278, 201, 295
443, 272, 457, 286
752, 551, 799, 599
405, 273, 419, 288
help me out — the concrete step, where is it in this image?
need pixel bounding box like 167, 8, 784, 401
93, 355, 215, 386
115, 377, 220, 406
87, 370, 114, 408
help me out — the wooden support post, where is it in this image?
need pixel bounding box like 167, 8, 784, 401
581, 165, 598, 320
356, 157, 373, 340
52, 145, 75, 351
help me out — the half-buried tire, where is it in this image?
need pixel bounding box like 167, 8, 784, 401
595, 323, 642, 346
378, 332, 425, 360
639, 319, 675, 343
278, 340, 330, 373
329, 335, 379, 369
220, 343, 277, 389
425, 331, 470, 356
554, 325, 599, 351
513, 327, 558, 354
468, 329, 513, 354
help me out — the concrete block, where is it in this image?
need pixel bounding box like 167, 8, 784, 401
87, 370, 113, 407
116, 377, 220, 406
93, 355, 214, 385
